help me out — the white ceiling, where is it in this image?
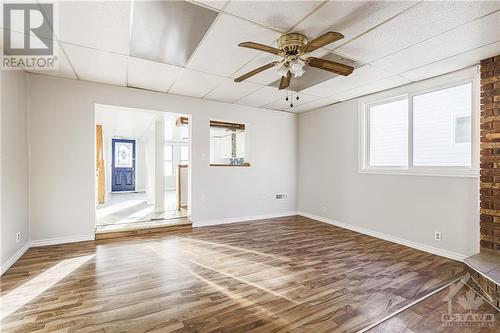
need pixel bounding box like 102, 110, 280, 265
6, 0, 500, 113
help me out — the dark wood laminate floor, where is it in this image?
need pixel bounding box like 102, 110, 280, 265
368, 279, 499, 333
1, 216, 467, 332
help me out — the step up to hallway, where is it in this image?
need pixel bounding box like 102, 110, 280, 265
464, 253, 500, 308
95, 217, 192, 240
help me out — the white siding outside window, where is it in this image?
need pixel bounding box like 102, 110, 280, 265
413, 83, 472, 167
369, 99, 408, 167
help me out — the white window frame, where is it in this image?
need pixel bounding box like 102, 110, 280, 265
359, 67, 479, 177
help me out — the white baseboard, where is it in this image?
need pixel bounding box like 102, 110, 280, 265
1, 242, 30, 276
193, 211, 298, 228
297, 211, 467, 262
30, 234, 95, 247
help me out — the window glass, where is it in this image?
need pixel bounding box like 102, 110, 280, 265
413, 83, 471, 167
369, 99, 408, 167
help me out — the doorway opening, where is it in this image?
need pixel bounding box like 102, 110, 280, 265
95, 104, 190, 234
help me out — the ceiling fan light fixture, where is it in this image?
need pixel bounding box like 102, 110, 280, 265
277, 63, 289, 77
289, 59, 305, 78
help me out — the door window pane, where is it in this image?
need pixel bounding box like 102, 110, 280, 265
115, 142, 133, 168
413, 83, 471, 166
369, 99, 408, 167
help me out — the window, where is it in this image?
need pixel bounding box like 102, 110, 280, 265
369, 99, 408, 167
454, 115, 471, 144
164, 145, 173, 176
210, 120, 248, 166
413, 83, 472, 167
180, 146, 189, 165
360, 76, 477, 177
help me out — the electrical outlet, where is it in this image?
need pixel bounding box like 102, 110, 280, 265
434, 231, 442, 241
16, 232, 21, 243
321, 206, 327, 213
275, 193, 287, 200
201, 194, 206, 202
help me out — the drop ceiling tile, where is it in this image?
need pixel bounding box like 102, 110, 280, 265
233, 53, 282, 85
204, 78, 262, 103
336, 1, 500, 63
332, 75, 412, 101
29, 44, 76, 80
130, 1, 218, 66
63, 43, 127, 86
264, 93, 320, 111
57, 1, 131, 55
169, 69, 223, 98
293, 1, 418, 48
235, 86, 286, 108
301, 65, 393, 98
286, 98, 336, 113
0, 29, 75, 79
224, 1, 323, 32
401, 42, 500, 82
372, 11, 500, 74
193, 0, 228, 11
187, 14, 280, 77
127, 57, 183, 92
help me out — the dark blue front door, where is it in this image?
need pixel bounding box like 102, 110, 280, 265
112, 139, 136, 192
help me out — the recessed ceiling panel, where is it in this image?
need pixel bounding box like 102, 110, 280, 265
130, 1, 218, 66
224, 1, 323, 32
187, 14, 280, 76
268, 52, 363, 92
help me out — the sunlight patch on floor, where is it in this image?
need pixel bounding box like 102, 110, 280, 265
0, 254, 95, 320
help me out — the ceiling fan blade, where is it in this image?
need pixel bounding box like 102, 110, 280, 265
302, 31, 344, 53
234, 62, 278, 82
305, 57, 354, 76
238, 42, 281, 55
279, 71, 292, 90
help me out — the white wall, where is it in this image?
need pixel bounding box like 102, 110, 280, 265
298, 99, 479, 259
1, 71, 29, 273
27, 74, 297, 242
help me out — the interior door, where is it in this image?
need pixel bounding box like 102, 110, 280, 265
112, 139, 136, 192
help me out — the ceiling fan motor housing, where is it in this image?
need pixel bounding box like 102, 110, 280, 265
277, 33, 307, 56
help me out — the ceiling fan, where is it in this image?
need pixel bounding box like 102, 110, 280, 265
234, 31, 354, 90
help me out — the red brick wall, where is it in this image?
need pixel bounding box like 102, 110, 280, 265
480, 55, 500, 256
